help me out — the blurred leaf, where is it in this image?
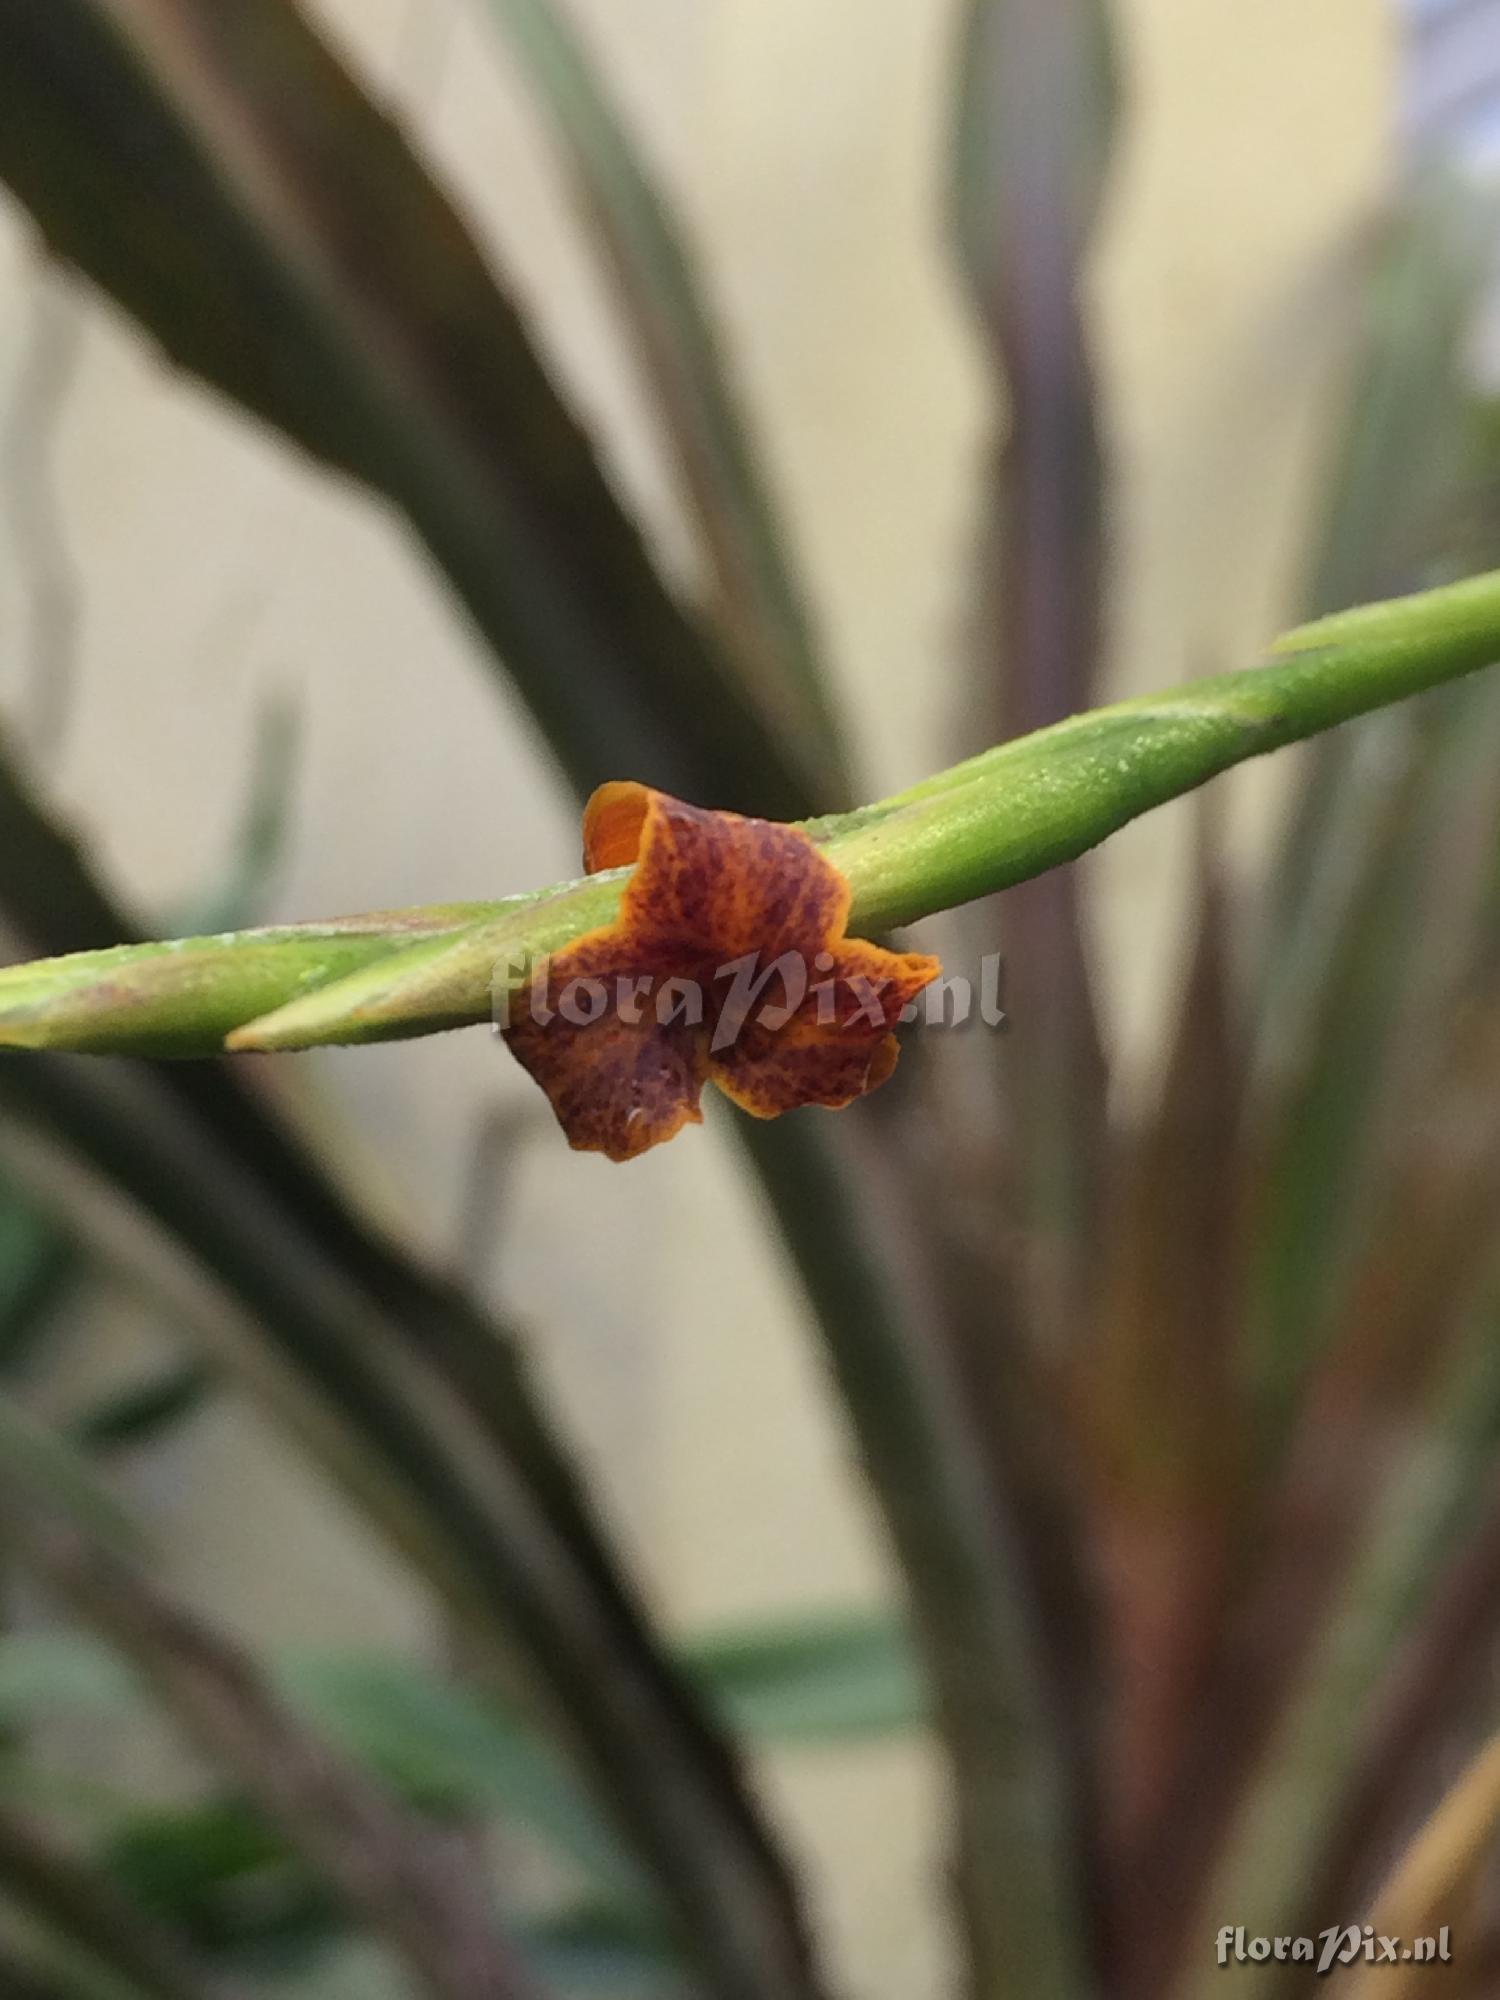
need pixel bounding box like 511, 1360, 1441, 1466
0, 0, 819, 818
1213, 1285, 1500, 1987
1089, 820, 1248, 1858
0, 1610, 924, 1890
1298, 1374, 1500, 1941
1249, 674, 1500, 1421
104, 1798, 683, 1994
0, 1802, 231, 2000
0, 1632, 135, 1721
276, 1652, 644, 1907
476, 0, 849, 795
1147, 996, 1500, 1988
103, 1799, 331, 1958
517, 1901, 686, 1998
682, 1610, 924, 1743
734, 1110, 1091, 2000
0, 1396, 138, 1557
948, 0, 1118, 1354
1266, 178, 1494, 997
0, 1497, 543, 2000
1340, 1728, 1500, 2000
0, 1183, 79, 1380
69, 1363, 216, 1456
0, 1051, 823, 2000
0, 718, 819, 2000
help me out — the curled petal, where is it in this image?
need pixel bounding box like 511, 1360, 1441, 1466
504, 945, 710, 1161
505, 786, 942, 1159
711, 944, 938, 1119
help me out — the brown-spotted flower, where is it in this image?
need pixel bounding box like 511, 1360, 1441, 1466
501, 783, 941, 1161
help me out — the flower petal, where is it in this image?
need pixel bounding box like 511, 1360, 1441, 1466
710, 942, 939, 1118
586, 786, 847, 966
505, 787, 942, 1158
503, 943, 710, 1162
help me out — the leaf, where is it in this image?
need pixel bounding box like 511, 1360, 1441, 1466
276, 1652, 646, 1907
1265, 178, 1494, 991
103, 1798, 330, 1955
69, 1362, 217, 1454
475, 0, 850, 794
0, 1180, 79, 1378
1248, 675, 1500, 1423
0, 1631, 136, 1721
0, 1498, 542, 2000
1088, 814, 1247, 1848
0, 1804, 233, 2000
0, 1051, 820, 2000
0, 1394, 139, 1556
682, 1610, 925, 1742
1338, 1729, 1498, 2000
948, 0, 1119, 1353
0, 0, 820, 819
0, 738, 819, 1991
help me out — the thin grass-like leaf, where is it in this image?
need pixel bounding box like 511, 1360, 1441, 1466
1090, 814, 1247, 1876
1297, 1408, 1500, 1947
738, 1111, 1092, 1998
1249, 674, 1500, 1428
0, 1801, 237, 2000
0, 0, 820, 818
0, 1485, 547, 2000
0, 730, 827, 2000
0, 1050, 824, 2000
1143, 1003, 1500, 1991
0, 1184, 78, 1379
682, 1609, 925, 1743
948, 0, 1118, 1355
68, 1362, 216, 1454
1336, 1729, 1498, 2000
474, 0, 850, 795
1241, 1291, 1500, 1998
1264, 180, 1492, 1005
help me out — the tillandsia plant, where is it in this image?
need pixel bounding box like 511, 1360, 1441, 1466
3, 576, 1500, 1110
6, 3, 1500, 2000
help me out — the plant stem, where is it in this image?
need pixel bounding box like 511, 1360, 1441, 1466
6, 568, 1500, 1056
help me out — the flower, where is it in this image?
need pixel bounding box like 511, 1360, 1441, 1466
502, 783, 941, 1160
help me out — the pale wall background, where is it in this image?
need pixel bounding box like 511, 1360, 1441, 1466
0, 3, 1391, 1994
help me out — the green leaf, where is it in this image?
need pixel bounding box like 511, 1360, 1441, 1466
0, 1396, 138, 1556
683, 1610, 925, 1742
0, 0, 819, 819
1266, 177, 1494, 980
947, 0, 1119, 1365
0, 1632, 136, 1722
69, 1363, 217, 1455
0, 1183, 79, 1379
275, 1652, 646, 1907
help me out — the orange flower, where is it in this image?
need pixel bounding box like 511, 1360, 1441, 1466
502, 783, 941, 1161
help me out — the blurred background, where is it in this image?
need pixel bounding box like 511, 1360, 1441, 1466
6, 2, 1500, 1997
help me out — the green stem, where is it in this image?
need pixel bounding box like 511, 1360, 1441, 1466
4, 570, 1500, 1056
